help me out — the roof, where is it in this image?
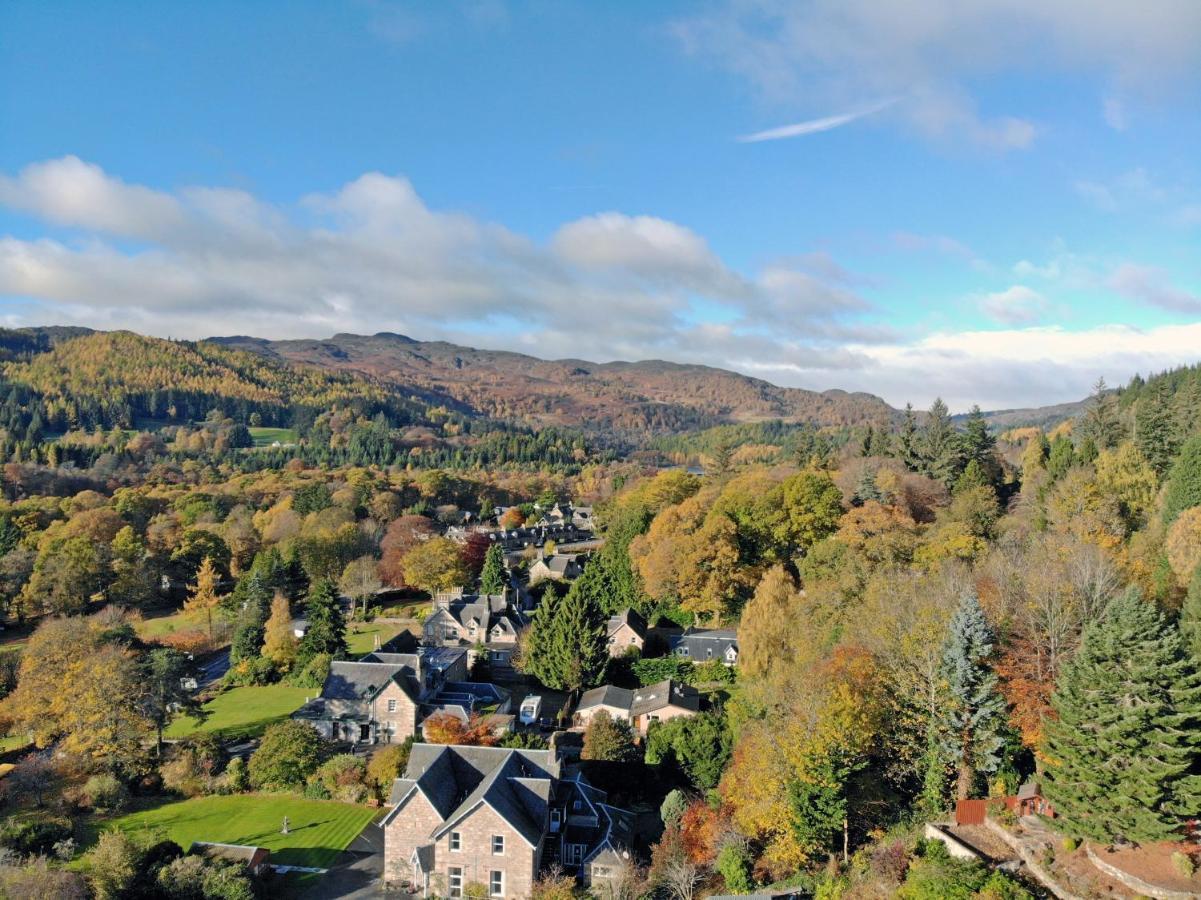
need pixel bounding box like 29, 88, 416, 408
383, 744, 561, 848
606, 608, 647, 639
669, 628, 739, 659
577, 679, 699, 717
190, 843, 270, 866
1017, 781, 1042, 800
320, 660, 419, 702
576, 684, 633, 712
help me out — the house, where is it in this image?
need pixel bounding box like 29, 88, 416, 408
382, 744, 633, 897
669, 628, 739, 666
605, 609, 647, 657
528, 553, 585, 585
573, 679, 700, 735
954, 782, 1055, 826
423, 590, 527, 670
189, 842, 271, 874
291, 648, 468, 744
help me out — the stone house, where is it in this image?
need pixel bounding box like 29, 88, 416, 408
423, 591, 527, 670
605, 609, 647, 657
291, 648, 467, 744
527, 553, 585, 586
382, 744, 633, 898
573, 679, 700, 735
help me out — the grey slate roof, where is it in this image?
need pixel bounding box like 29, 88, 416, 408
576, 679, 699, 717
320, 660, 419, 702
606, 608, 647, 639
576, 684, 633, 712
669, 627, 739, 661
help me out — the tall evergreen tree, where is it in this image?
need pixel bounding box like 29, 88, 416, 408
895, 403, 922, 471
1180, 565, 1201, 663
479, 543, 507, 595
1042, 590, 1201, 843
296, 578, 347, 667
521, 579, 606, 693
921, 398, 965, 487
1134, 379, 1179, 476
1079, 377, 1123, 450
1162, 434, 1201, 525
961, 405, 998, 483
938, 593, 1007, 800
229, 570, 272, 664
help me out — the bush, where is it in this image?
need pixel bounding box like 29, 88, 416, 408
366, 740, 413, 800
289, 652, 332, 689
223, 756, 250, 793
660, 789, 688, 827
631, 656, 694, 686
306, 754, 369, 803
1061, 837, 1077, 852
716, 843, 753, 893
0, 817, 73, 856
161, 735, 225, 798
222, 655, 278, 687
249, 721, 329, 791
692, 659, 735, 685
82, 774, 129, 812
1172, 851, 1195, 878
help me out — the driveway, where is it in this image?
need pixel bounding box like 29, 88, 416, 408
302, 814, 387, 899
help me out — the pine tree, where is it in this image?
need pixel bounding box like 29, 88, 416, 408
1162, 434, 1201, 525
1042, 590, 1201, 843
1181, 566, 1201, 663
853, 467, 882, 505
479, 543, 507, 595
895, 403, 922, 471
938, 593, 1007, 800
522, 579, 606, 692
961, 405, 998, 483
296, 578, 347, 667
1079, 378, 1123, 450
921, 398, 966, 487
229, 570, 272, 663
1135, 379, 1179, 476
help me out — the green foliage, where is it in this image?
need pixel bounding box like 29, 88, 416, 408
645, 712, 732, 791
897, 842, 1032, 900
717, 843, 754, 893
660, 788, 689, 827
479, 543, 507, 595
788, 753, 850, 861
248, 720, 329, 790
1042, 590, 1201, 843
581, 710, 637, 763
83, 773, 130, 812
631, 655, 695, 685
1163, 434, 1201, 525
521, 577, 607, 692
296, 578, 348, 668
1172, 850, 1195, 878
938, 593, 1006, 799
1182, 564, 1201, 662
306, 753, 369, 803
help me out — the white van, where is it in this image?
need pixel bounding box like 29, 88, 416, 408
519, 695, 542, 725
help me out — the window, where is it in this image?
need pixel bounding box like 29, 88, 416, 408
449, 831, 461, 852
489, 870, 504, 897
593, 865, 612, 878
566, 844, 585, 864
492, 835, 504, 855
448, 866, 463, 898
573, 799, 582, 811
387, 699, 397, 713
550, 809, 561, 830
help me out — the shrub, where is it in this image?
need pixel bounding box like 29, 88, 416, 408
366, 740, 413, 800
289, 652, 332, 689
307, 754, 369, 803
82, 774, 129, 812
1061, 837, 1077, 852
0, 817, 73, 856
223, 756, 250, 793
222, 655, 278, 687
660, 789, 689, 827
692, 659, 735, 685
1172, 851, 1195, 878
249, 721, 328, 791
716, 843, 753, 893
161, 735, 224, 797
631, 656, 694, 686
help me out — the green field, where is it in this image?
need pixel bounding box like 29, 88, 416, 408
136, 608, 207, 640
248, 426, 298, 447
100, 794, 379, 870
346, 621, 407, 656
165, 685, 312, 741
0, 734, 31, 754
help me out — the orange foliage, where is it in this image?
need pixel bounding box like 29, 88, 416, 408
679, 800, 727, 865
994, 638, 1054, 753
421, 712, 500, 746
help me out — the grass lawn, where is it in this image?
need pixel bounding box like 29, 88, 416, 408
98, 794, 379, 870
248, 426, 298, 446
0, 734, 31, 754
136, 608, 207, 640
165, 685, 312, 741
345, 621, 406, 656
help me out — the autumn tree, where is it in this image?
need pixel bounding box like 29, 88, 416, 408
582, 710, 637, 763
422, 712, 499, 746
738, 565, 802, 682
185, 556, 222, 640
401, 536, 469, 594
263, 593, 298, 669
339, 555, 382, 618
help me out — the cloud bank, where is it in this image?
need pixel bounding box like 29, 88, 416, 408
1, 156, 1199, 412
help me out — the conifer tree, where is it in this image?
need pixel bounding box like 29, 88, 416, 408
895, 403, 922, 471
1135, 379, 1179, 476
921, 398, 966, 487
1162, 434, 1201, 525
263, 593, 298, 669
1042, 590, 1201, 843
296, 578, 347, 667
521, 579, 606, 692
185, 556, 222, 640
479, 543, 507, 595
1181, 566, 1201, 663
938, 593, 1007, 800
229, 570, 272, 664
1079, 377, 1123, 450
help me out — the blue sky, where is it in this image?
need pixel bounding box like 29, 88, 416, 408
2, 0, 1200, 410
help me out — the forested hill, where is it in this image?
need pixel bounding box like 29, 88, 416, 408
209, 331, 899, 432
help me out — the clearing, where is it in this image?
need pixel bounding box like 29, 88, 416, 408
165, 684, 312, 741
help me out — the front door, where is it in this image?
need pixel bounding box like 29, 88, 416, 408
359, 723, 371, 742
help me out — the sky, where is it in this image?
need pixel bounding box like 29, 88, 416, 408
1, 1, 1200, 412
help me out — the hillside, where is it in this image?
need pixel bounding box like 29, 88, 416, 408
209, 331, 898, 433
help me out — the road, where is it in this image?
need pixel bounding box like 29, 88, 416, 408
195, 648, 230, 689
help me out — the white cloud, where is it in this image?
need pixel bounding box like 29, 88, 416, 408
1108, 262, 1201, 313
979, 285, 1049, 324
737, 98, 896, 142
674, 0, 1201, 150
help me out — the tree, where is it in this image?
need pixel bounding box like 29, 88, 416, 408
773, 470, 844, 555
422, 712, 499, 746
339, 555, 381, 618
582, 710, 637, 763
367, 738, 414, 799
739, 565, 800, 681
645, 712, 732, 791
1042, 590, 1201, 843
920, 398, 965, 486
248, 720, 328, 790
521, 578, 607, 692
895, 404, 922, 470
377, 514, 438, 587
141, 647, 204, 756
20, 535, 108, 616
185, 556, 222, 640
1134, 379, 1179, 476
1181, 565, 1201, 662
479, 543, 507, 595
85, 830, 140, 900
1166, 507, 1201, 585
401, 536, 469, 594
1079, 377, 1123, 450
296, 579, 347, 667
1163, 434, 1201, 525
262, 593, 298, 669
938, 593, 1006, 800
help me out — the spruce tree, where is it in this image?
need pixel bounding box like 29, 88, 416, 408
1162, 434, 1201, 525
479, 543, 507, 595
1042, 590, 1201, 843
1079, 377, 1123, 450
1135, 379, 1179, 476
296, 578, 348, 667
921, 398, 966, 487
961, 406, 998, 483
938, 593, 1007, 799
1181, 565, 1201, 663
895, 403, 922, 471
522, 579, 606, 692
